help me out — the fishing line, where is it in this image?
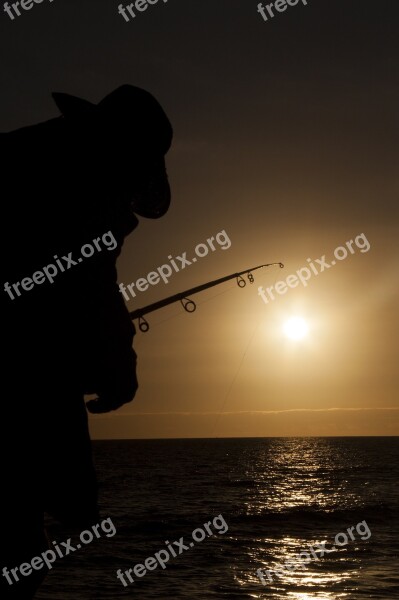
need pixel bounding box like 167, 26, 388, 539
134, 285, 238, 347
210, 315, 262, 438
134, 283, 237, 332
130, 263, 283, 332
129, 262, 283, 437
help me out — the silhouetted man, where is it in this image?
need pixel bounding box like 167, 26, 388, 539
1, 85, 173, 598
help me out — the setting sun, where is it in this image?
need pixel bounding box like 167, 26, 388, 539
283, 317, 309, 340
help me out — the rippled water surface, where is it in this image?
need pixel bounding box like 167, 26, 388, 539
37, 437, 399, 599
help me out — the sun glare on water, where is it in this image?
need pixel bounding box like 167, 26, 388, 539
283, 316, 309, 340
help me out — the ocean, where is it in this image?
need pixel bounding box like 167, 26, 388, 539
36, 437, 399, 599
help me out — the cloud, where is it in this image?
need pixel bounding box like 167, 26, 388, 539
92, 407, 399, 419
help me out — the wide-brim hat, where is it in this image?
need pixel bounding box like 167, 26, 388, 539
53, 84, 173, 154
52, 85, 173, 218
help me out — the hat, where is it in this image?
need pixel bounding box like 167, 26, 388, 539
52, 84, 173, 154
52, 85, 173, 218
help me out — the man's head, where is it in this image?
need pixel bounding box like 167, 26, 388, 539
52, 85, 173, 219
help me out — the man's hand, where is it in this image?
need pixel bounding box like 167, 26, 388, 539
86, 392, 134, 414
86, 369, 139, 413
85, 346, 139, 414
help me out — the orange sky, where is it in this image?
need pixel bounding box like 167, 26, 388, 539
89, 220, 398, 438
87, 2, 398, 439
2, 1, 397, 438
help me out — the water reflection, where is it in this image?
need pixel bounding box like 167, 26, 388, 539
230, 438, 371, 598
287, 593, 350, 599
243, 437, 360, 514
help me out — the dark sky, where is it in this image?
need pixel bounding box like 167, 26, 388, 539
2, 0, 398, 437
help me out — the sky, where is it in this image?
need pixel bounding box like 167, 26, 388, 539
1, 0, 398, 438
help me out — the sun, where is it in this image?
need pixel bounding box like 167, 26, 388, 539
283, 316, 309, 340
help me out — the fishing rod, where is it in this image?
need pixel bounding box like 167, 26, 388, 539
129, 262, 284, 332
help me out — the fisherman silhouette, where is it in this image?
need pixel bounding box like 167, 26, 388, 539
1, 85, 173, 598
